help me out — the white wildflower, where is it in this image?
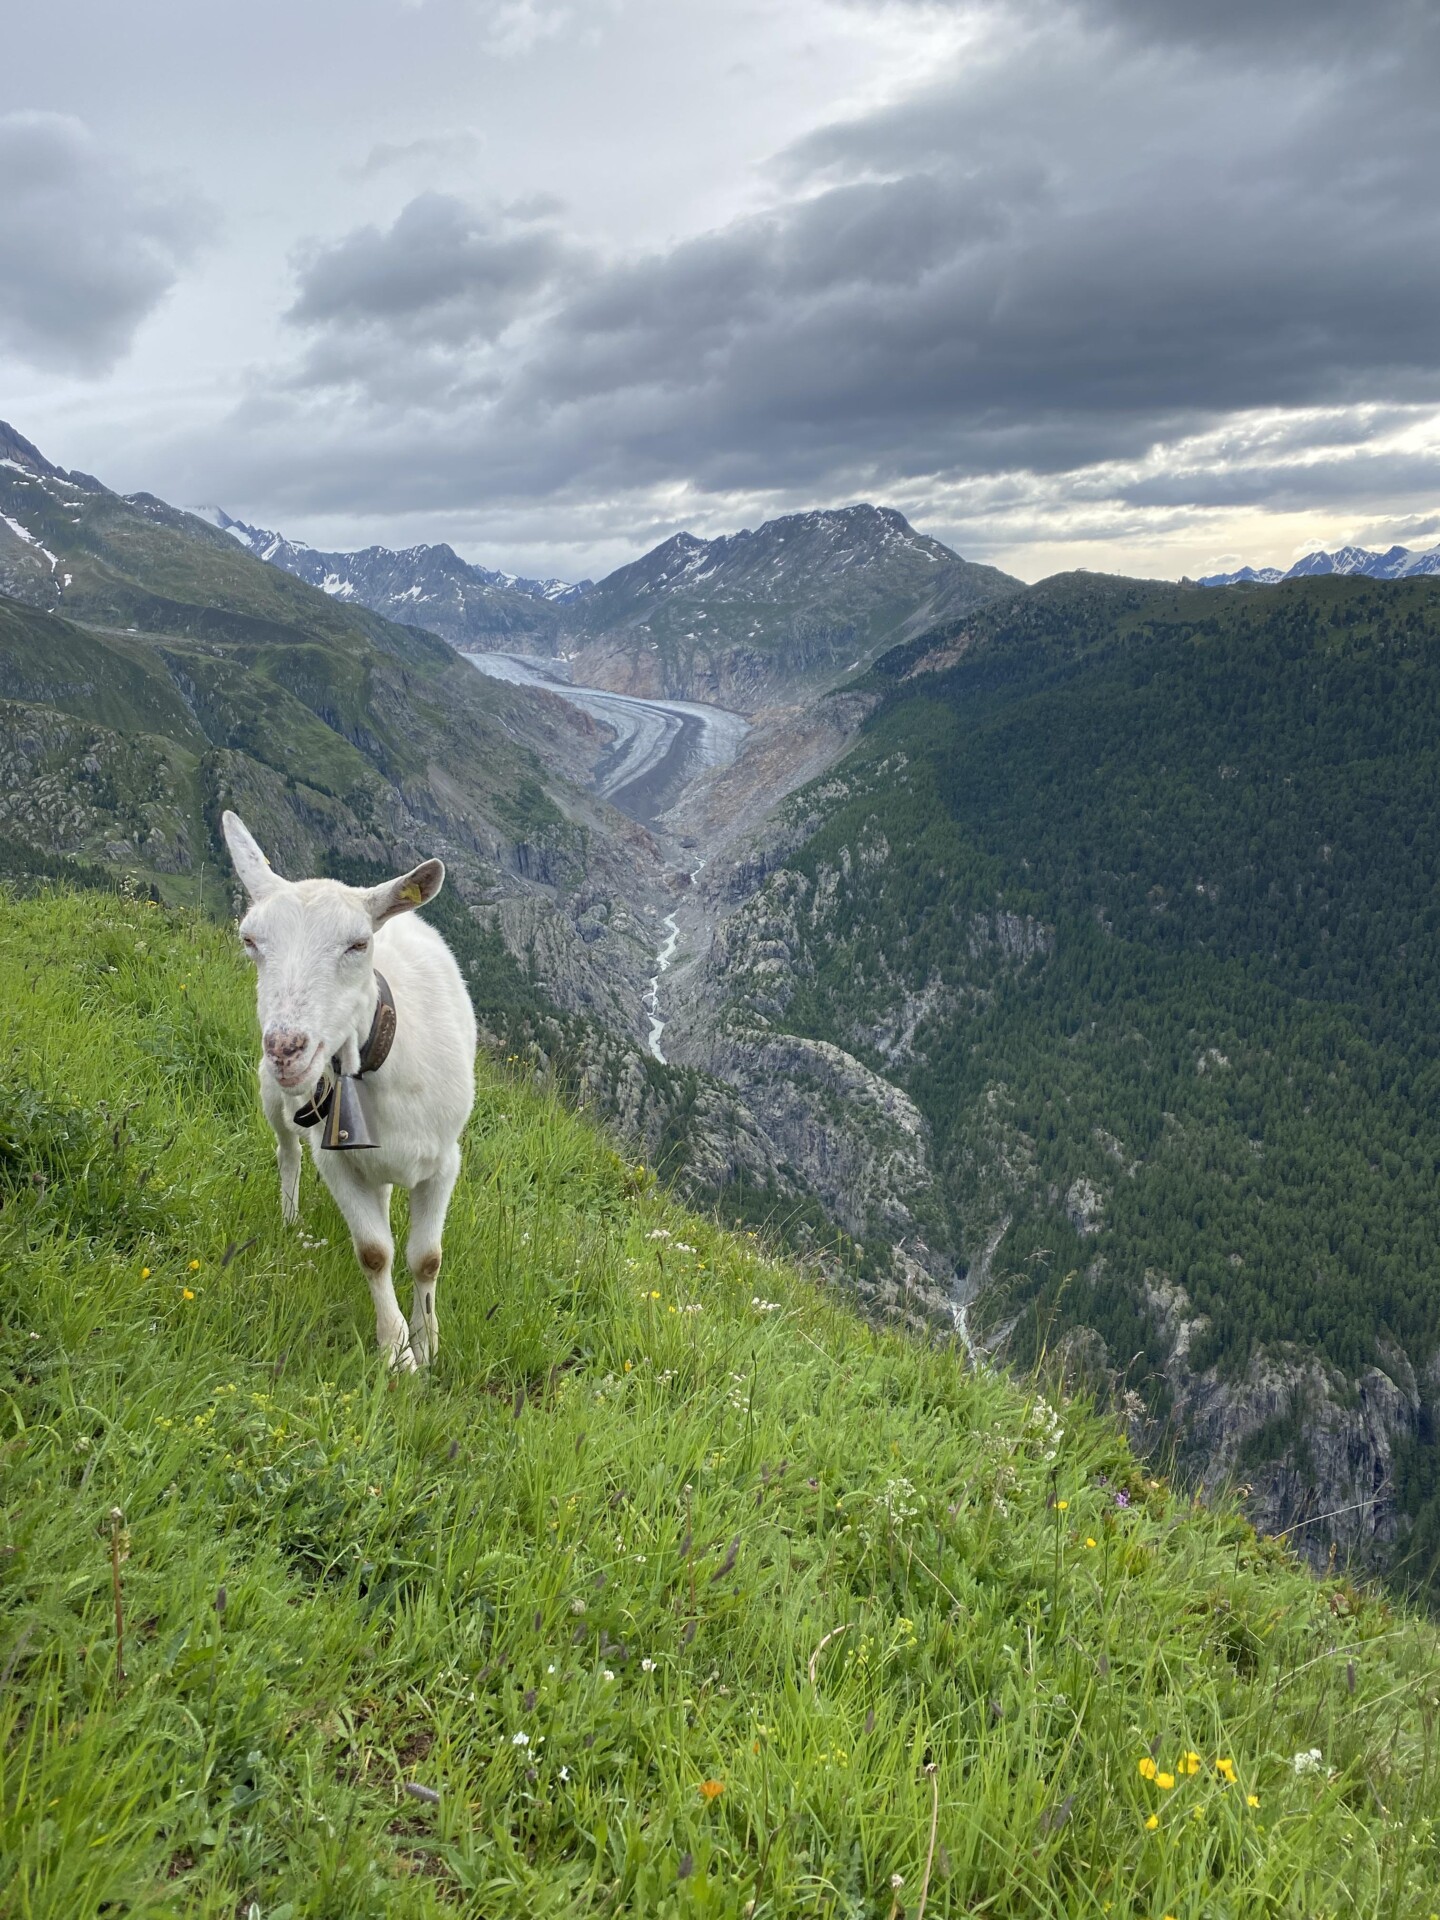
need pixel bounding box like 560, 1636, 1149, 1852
1292, 1748, 1324, 1775
880, 1476, 920, 1522
511, 1731, 530, 1747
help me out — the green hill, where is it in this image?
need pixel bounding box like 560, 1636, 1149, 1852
702, 572, 1440, 1590
0, 457, 603, 917
3, 886, 1439, 1917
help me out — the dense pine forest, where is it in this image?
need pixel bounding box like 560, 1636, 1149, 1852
741, 574, 1440, 1588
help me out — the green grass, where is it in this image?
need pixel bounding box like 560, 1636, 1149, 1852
3, 890, 1440, 1918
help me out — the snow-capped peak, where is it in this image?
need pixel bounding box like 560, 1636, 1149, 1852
1201, 537, 1440, 588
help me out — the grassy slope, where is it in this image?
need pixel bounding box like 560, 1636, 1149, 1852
3, 891, 1439, 1919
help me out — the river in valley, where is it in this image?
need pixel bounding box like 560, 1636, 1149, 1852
466, 652, 748, 825
466, 653, 747, 1060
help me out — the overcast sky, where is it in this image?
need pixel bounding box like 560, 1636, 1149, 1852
4, 0, 1439, 584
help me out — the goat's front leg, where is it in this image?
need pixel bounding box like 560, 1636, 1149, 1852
320, 1163, 413, 1370
405, 1144, 461, 1368
260, 1066, 303, 1224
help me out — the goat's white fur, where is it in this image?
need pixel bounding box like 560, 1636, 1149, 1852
222, 810, 476, 1369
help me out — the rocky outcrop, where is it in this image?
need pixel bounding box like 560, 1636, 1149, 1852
1059, 1272, 1430, 1577
705, 1030, 933, 1234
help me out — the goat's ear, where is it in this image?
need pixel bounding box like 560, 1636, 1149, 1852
222, 810, 286, 901
365, 858, 445, 927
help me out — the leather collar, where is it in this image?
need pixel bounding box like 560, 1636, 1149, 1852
358, 970, 397, 1075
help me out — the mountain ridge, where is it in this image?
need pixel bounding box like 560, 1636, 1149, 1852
181, 488, 1023, 708
1201, 537, 1440, 586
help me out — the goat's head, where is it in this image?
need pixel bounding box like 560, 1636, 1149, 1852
221, 812, 443, 1091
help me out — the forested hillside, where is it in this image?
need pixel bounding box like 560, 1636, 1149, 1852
705, 573, 1440, 1589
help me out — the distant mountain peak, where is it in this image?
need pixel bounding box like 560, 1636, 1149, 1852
0, 420, 108, 495
1201, 537, 1440, 587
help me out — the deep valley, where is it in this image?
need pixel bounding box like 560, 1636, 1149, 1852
7, 416, 1440, 1600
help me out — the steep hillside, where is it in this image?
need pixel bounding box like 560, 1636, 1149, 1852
0, 423, 655, 1002
0, 427, 853, 1274
687, 571, 1440, 1589
4, 888, 1439, 1918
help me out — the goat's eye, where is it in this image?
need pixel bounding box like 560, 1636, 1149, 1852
346, 938, 369, 954
241, 936, 259, 957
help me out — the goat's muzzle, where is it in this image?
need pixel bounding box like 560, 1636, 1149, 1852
264, 1028, 318, 1090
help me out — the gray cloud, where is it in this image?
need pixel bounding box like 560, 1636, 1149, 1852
0, 112, 207, 375
287, 192, 584, 349
185, 0, 1440, 563
357, 131, 487, 177
1081, 0, 1437, 57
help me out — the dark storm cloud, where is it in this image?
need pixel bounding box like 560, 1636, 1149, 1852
213, 0, 1440, 531
0, 112, 207, 375
287, 192, 584, 348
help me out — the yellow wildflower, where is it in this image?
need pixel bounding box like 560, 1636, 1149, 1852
188, 1259, 201, 1272
1247, 1794, 1260, 1809
140, 1267, 151, 1280
698, 1779, 725, 1801
1145, 1814, 1159, 1831
1084, 1536, 1097, 1548
1138, 1756, 1158, 1781
1054, 1499, 1069, 1511
1179, 1750, 1201, 1775
1215, 1756, 1237, 1785
181, 1287, 195, 1302
1157, 1772, 1175, 1791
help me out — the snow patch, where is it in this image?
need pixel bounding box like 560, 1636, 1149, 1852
1, 513, 59, 570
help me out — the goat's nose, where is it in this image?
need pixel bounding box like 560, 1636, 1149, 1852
264, 1028, 312, 1071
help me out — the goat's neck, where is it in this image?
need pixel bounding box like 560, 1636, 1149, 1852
335, 972, 383, 1077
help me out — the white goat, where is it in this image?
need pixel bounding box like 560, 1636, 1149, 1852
222, 811, 476, 1369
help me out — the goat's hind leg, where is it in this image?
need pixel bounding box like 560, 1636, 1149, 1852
405, 1143, 461, 1368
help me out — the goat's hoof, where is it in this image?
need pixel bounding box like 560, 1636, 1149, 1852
379, 1322, 418, 1372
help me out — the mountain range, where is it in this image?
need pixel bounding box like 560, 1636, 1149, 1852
1200, 539, 1440, 586
186, 495, 1020, 708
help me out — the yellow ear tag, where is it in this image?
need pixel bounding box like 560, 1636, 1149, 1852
399, 881, 424, 905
